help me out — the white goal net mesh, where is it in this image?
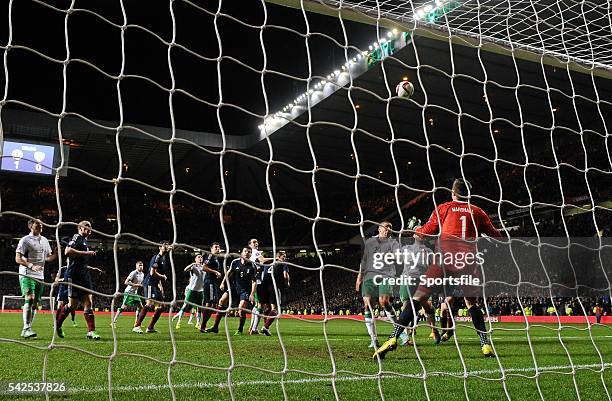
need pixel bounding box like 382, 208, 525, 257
0, 0, 611, 400
314, 0, 612, 69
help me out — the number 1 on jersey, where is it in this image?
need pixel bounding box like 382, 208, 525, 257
459, 215, 467, 239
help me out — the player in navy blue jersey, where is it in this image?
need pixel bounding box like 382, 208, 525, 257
256, 250, 290, 336
199, 242, 223, 332
53, 265, 76, 328
204, 247, 256, 335
133, 242, 171, 334
55, 221, 103, 340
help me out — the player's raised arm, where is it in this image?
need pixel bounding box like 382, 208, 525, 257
415, 208, 440, 239
248, 238, 274, 264
476, 207, 502, 238
257, 255, 274, 264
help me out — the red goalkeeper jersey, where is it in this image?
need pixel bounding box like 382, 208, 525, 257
416, 200, 501, 281
416, 200, 501, 242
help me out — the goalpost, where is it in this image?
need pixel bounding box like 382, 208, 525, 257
0, 0, 610, 399
1, 295, 55, 313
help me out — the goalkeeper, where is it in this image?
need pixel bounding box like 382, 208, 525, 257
374, 179, 501, 359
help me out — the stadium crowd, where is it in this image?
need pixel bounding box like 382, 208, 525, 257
1, 237, 609, 319
1, 137, 610, 323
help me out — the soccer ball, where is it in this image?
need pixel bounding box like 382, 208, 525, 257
396, 80, 414, 98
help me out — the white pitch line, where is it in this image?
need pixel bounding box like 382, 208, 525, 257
113, 335, 612, 344
39, 362, 611, 395
6, 335, 610, 346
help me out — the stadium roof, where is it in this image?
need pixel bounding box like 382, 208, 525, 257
270, 0, 612, 74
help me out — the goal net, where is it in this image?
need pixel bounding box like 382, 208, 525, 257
2, 295, 55, 312
0, 0, 611, 399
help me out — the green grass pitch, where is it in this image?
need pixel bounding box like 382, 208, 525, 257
0, 313, 610, 400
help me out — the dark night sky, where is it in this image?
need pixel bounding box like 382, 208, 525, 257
1, 0, 383, 135
1, 0, 611, 225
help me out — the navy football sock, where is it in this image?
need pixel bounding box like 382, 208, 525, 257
468, 305, 489, 345
391, 300, 420, 339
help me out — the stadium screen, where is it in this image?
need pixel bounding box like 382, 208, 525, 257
1, 140, 56, 176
